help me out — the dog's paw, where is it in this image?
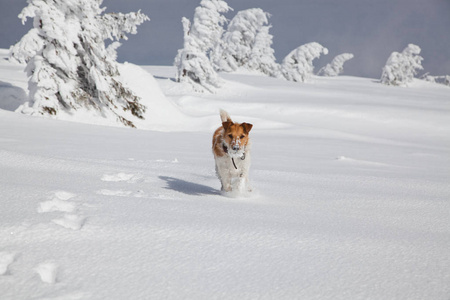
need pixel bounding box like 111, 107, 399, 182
221, 184, 232, 192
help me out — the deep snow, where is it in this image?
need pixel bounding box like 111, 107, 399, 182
1, 49, 450, 299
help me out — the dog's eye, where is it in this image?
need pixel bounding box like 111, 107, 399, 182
228, 134, 233, 139
240, 135, 245, 139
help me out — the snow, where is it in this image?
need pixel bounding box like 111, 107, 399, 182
0, 252, 16, 275
1, 48, 450, 299
34, 261, 59, 284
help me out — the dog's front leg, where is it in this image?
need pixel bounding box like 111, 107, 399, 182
221, 172, 232, 192
238, 172, 251, 192
216, 161, 232, 192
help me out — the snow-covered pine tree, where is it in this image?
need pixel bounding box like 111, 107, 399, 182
174, 0, 231, 93
380, 44, 423, 86
281, 42, 328, 83
174, 17, 221, 93
318, 53, 354, 77
212, 8, 280, 77
10, 0, 148, 127
247, 25, 282, 78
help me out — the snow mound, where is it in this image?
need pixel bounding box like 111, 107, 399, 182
34, 261, 59, 284
0, 252, 16, 275
118, 62, 199, 131
0, 49, 204, 131
0, 81, 27, 111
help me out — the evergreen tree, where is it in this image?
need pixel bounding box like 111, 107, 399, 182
247, 25, 282, 78
380, 44, 423, 86
212, 8, 280, 77
281, 42, 328, 83
174, 0, 231, 93
10, 0, 148, 127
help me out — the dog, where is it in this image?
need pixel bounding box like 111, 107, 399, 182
212, 110, 253, 193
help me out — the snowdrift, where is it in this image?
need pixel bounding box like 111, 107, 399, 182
0, 49, 202, 131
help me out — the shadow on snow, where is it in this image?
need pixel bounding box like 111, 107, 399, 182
0, 81, 27, 111
159, 176, 221, 196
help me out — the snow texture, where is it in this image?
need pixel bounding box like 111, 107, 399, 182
34, 261, 58, 284
1, 49, 450, 299
38, 198, 76, 214
52, 214, 86, 231
0, 252, 16, 275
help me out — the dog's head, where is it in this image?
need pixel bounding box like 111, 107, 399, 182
222, 121, 253, 153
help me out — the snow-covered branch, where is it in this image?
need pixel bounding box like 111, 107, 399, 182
281, 42, 328, 82
318, 53, 354, 77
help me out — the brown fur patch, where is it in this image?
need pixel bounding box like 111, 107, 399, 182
212, 127, 226, 157
212, 121, 252, 157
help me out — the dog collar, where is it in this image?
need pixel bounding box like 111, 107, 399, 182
223, 143, 245, 169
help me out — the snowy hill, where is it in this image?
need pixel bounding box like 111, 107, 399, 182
1, 49, 450, 299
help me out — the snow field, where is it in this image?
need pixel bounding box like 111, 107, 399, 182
1, 51, 450, 299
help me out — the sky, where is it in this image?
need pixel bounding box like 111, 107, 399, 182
0, 0, 449, 79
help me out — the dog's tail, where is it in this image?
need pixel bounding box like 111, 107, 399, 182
220, 109, 232, 123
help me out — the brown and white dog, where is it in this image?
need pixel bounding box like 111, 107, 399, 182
212, 110, 253, 193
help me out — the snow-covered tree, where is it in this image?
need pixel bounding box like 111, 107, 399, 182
174, 0, 231, 93
422, 73, 450, 86
318, 53, 354, 77
247, 25, 282, 77
174, 18, 221, 93
380, 44, 423, 86
10, 0, 148, 127
281, 42, 328, 83
212, 8, 280, 77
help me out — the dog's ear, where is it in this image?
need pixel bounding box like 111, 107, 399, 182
242, 123, 253, 134
222, 121, 233, 130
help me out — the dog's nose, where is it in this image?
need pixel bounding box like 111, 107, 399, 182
232, 145, 240, 151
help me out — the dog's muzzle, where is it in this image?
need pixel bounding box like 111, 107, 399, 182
223, 143, 245, 159
231, 139, 242, 152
